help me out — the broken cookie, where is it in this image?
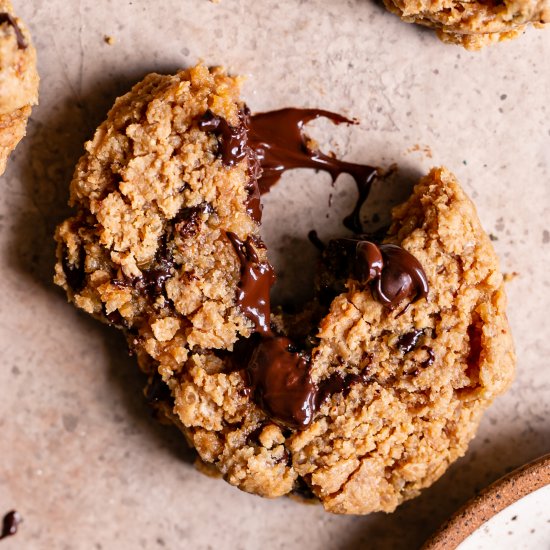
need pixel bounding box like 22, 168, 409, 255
54, 64, 515, 514
383, 0, 549, 50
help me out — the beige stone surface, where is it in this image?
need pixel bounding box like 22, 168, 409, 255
0, 0, 548, 548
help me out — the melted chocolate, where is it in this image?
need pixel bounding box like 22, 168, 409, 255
245, 335, 369, 429
375, 244, 429, 309
248, 108, 378, 233
174, 204, 211, 239
324, 238, 429, 310
317, 371, 370, 404
198, 107, 430, 430
226, 232, 275, 335
1, 511, 22, 540
227, 230, 373, 429
198, 107, 378, 230
0, 13, 27, 50
133, 205, 212, 297
355, 241, 384, 283
245, 181, 262, 223
396, 330, 423, 354
199, 109, 262, 222
246, 335, 315, 429
138, 254, 174, 297
199, 110, 248, 167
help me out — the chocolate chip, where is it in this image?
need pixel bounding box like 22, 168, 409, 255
421, 345, 435, 367
61, 246, 86, 293
1, 511, 22, 540
396, 330, 423, 354
174, 204, 212, 239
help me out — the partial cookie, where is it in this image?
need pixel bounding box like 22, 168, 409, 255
54, 66, 515, 514
383, 0, 549, 49
54, 65, 260, 368
158, 167, 514, 513
0, 0, 39, 174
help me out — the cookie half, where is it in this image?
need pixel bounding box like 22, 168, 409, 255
54, 66, 515, 514
0, 0, 39, 174
54, 65, 260, 365
383, 0, 549, 49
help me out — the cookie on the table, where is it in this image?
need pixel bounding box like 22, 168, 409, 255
54, 64, 261, 368
54, 65, 515, 514
383, 0, 549, 49
155, 167, 515, 513
0, 0, 39, 174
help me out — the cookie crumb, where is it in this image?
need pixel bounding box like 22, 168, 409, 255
407, 144, 433, 159
503, 272, 519, 283
104, 35, 116, 45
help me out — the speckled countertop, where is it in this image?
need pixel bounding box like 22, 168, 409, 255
1, 1, 549, 549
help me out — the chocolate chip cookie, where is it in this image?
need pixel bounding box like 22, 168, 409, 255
54, 65, 515, 514
0, 0, 39, 174
383, 0, 549, 49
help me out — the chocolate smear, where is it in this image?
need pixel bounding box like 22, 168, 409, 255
199, 110, 248, 167
227, 232, 275, 335
0, 13, 27, 49
198, 108, 378, 231
1, 511, 22, 540
248, 108, 378, 233
246, 335, 315, 429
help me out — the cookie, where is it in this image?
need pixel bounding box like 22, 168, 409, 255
54, 65, 515, 514
383, 0, 549, 49
55, 65, 261, 364
0, 0, 39, 174
159, 167, 514, 514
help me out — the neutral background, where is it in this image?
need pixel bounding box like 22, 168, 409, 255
1, 1, 549, 548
